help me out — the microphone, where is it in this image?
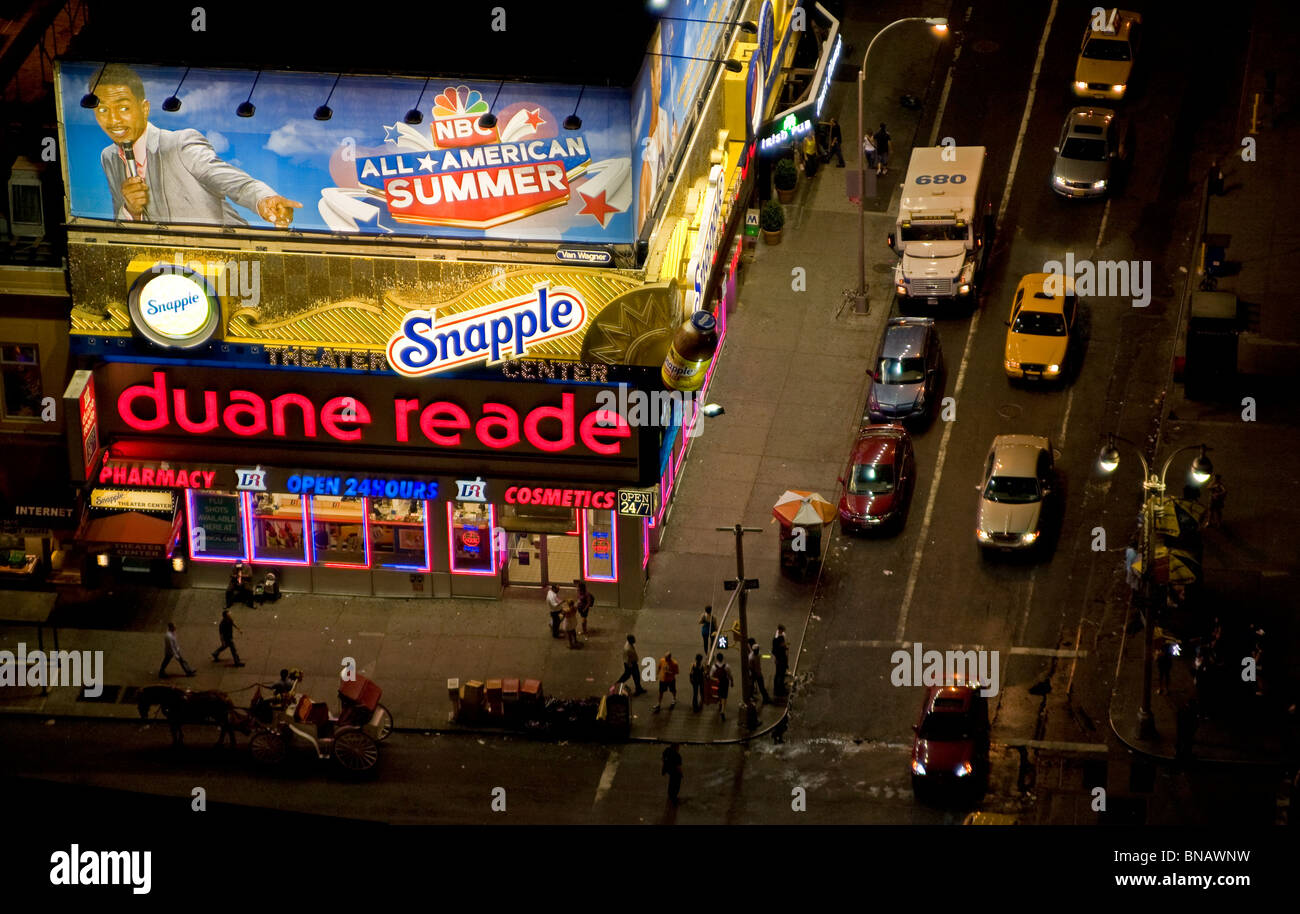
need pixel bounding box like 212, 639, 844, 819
121, 141, 148, 221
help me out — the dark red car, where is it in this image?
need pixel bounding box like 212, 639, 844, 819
837, 425, 915, 534
910, 685, 989, 795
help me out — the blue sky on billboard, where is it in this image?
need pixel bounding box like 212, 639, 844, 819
59, 62, 634, 244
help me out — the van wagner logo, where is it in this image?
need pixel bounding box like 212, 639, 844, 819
387, 284, 588, 377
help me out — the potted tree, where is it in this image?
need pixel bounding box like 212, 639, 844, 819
761, 199, 785, 245
773, 157, 798, 203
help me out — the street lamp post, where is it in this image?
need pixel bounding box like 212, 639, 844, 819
1099, 435, 1213, 740
855, 17, 947, 314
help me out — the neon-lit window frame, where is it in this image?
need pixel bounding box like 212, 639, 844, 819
245, 490, 311, 565
582, 509, 618, 582
307, 494, 371, 569
643, 516, 651, 568
185, 488, 248, 563
447, 501, 498, 576
371, 500, 432, 572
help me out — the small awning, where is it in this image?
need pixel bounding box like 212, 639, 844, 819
79, 509, 182, 559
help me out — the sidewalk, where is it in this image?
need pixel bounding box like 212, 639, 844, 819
1109, 0, 1300, 764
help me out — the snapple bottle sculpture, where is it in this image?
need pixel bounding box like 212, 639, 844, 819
661, 311, 718, 392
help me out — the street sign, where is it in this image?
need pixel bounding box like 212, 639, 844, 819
744, 208, 760, 237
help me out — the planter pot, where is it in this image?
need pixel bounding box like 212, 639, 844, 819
776, 187, 795, 204
762, 228, 783, 245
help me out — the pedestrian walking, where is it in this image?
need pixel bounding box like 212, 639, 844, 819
699, 605, 718, 654
616, 634, 647, 695
561, 600, 582, 649
1156, 643, 1173, 693
689, 653, 706, 712
748, 638, 770, 705
662, 742, 683, 804
862, 131, 876, 171
575, 580, 594, 638
158, 622, 196, 677
873, 122, 891, 175
1207, 160, 1224, 196
1204, 474, 1226, 529
713, 652, 734, 721
772, 624, 790, 697
828, 117, 845, 166
211, 610, 245, 666
652, 652, 679, 712
545, 584, 563, 638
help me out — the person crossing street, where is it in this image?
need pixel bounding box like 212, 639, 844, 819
212, 610, 244, 667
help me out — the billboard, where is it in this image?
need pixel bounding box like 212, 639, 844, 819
57, 62, 634, 244
630, 0, 740, 234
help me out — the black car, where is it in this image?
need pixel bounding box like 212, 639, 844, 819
866, 317, 944, 425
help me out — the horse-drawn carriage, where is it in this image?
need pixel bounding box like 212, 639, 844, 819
138, 670, 393, 775
245, 672, 393, 773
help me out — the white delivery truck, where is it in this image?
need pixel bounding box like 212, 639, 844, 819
887, 146, 990, 307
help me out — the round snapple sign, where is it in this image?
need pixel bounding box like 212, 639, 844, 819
127, 264, 221, 349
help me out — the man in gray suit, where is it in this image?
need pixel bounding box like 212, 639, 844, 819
91, 64, 301, 227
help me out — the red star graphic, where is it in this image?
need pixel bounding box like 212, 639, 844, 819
578, 189, 618, 227
524, 107, 545, 130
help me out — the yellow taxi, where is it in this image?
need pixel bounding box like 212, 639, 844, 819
1073, 9, 1141, 100
1003, 273, 1076, 381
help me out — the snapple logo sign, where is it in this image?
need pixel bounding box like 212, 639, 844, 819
387, 283, 587, 377
127, 265, 219, 349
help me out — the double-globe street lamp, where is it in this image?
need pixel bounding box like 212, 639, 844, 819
1098, 434, 1213, 740
854, 17, 948, 314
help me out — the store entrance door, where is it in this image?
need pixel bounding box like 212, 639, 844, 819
501, 504, 580, 588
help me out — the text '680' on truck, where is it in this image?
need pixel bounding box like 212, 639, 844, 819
887, 146, 991, 309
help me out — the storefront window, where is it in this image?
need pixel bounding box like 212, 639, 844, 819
186, 490, 247, 562
248, 491, 309, 564
448, 501, 496, 575
582, 509, 617, 581
370, 498, 429, 570
0, 343, 42, 421
309, 495, 368, 567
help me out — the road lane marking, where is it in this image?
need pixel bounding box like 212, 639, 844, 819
998, 739, 1109, 753
1009, 646, 1088, 658
996, 0, 1058, 227
1095, 199, 1111, 251
1056, 387, 1074, 448
895, 0, 1060, 644
832, 640, 987, 650
1016, 571, 1037, 645
593, 748, 620, 807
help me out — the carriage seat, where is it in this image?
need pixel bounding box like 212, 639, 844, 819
295, 696, 329, 725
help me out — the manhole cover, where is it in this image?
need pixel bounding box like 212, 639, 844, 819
996, 403, 1023, 419
972, 39, 1000, 54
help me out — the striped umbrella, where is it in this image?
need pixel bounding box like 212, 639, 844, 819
772, 490, 836, 526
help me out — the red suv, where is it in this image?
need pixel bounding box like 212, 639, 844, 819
910, 685, 989, 795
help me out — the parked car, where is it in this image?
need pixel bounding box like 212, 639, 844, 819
975, 434, 1057, 552
1004, 273, 1077, 382
1073, 8, 1141, 100
1051, 107, 1127, 198
838, 425, 916, 534
910, 684, 989, 794
866, 317, 944, 424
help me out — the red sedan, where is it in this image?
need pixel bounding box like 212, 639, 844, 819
910, 685, 989, 795
837, 425, 915, 534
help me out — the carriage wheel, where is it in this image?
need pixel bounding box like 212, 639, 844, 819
249, 730, 286, 766
373, 705, 394, 741
332, 728, 379, 772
